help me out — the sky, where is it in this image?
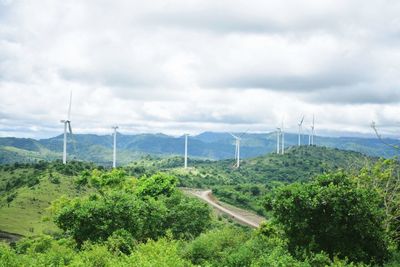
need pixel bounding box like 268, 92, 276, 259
0, 0, 400, 139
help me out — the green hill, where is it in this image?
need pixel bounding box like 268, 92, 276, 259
126, 146, 373, 185
168, 146, 375, 215
0, 132, 398, 165
0, 146, 378, 236
0, 161, 96, 236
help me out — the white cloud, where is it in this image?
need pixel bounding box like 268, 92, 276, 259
0, 0, 400, 138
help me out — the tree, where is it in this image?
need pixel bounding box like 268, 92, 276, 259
266, 172, 389, 264
53, 191, 167, 245
356, 159, 400, 244
163, 192, 211, 239
88, 169, 128, 189
136, 173, 177, 198
52, 171, 211, 245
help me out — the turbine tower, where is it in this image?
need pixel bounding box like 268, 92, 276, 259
276, 128, 281, 154
184, 134, 188, 169
60, 91, 73, 164
281, 121, 285, 154
311, 115, 315, 145
112, 126, 119, 168
298, 115, 305, 146
230, 133, 242, 168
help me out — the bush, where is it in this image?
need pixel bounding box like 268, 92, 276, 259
6, 192, 17, 203
106, 229, 136, 255
183, 226, 250, 265
126, 237, 192, 267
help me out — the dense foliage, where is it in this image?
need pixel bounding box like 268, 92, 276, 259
1, 224, 383, 267
51, 170, 212, 245
266, 172, 389, 264
1, 150, 400, 266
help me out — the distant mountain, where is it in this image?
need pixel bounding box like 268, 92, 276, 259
0, 132, 399, 165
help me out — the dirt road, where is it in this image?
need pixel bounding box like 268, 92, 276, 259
183, 189, 265, 228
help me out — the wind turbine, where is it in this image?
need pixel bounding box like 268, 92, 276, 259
230, 133, 240, 168
276, 128, 281, 154
298, 115, 305, 146
60, 91, 73, 164
112, 126, 119, 168
311, 115, 315, 145
230, 132, 247, 168
184, 133, 188, 169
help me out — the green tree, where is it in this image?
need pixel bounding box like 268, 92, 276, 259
53, 190, 167, 245
136, 173, 177, 198
356, 159, 400, 245
88, 168, 128, 189
266, 172, 389, 264
163, 192, 211, 239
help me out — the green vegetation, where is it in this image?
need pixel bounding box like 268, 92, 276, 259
266, 172, 389, 264
52, 171, 211, 245
1, 147, 400, 266
124, 146, 374, 216
0, 161, 96, 236
0, 146, 374, 235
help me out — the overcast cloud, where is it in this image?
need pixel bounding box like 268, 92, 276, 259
0, 0, 400, 138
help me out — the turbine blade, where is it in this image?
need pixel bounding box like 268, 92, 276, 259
239, 129, 249, 138
300, 115, 305, 125
67, 91, 72, 120
229, 132, 239, 139
68, 122, 78, 156
68, 122, 72, 135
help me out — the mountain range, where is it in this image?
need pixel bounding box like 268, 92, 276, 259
0, 131, 399, 165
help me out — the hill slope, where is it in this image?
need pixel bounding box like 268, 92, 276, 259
0, 161, 96, 236
0, 146, 375, 236
167, 146, 375, 215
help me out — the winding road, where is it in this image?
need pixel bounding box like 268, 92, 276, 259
182, 189, 265, 228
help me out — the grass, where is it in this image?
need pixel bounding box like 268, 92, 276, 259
0, 164, 92, 236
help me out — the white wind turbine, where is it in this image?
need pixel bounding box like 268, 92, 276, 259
276, 128, 281, 154
310, 115, 315, 145
298, 115, 305, 146
112, 126, 119, 168
184, 133, 188, 169
230, 132, 246, 168
60, 91, 73, 164
276, 121, 285, 155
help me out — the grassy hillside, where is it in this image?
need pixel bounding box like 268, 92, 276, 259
0, 146, 378, 236
180, 146, 374, 214
126, 146, 373, 185
0, 161, 96, 236
1, 154, 399, 267
121, 146, 375, 215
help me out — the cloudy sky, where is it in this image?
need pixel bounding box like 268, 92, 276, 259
0, 0, 400, 139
